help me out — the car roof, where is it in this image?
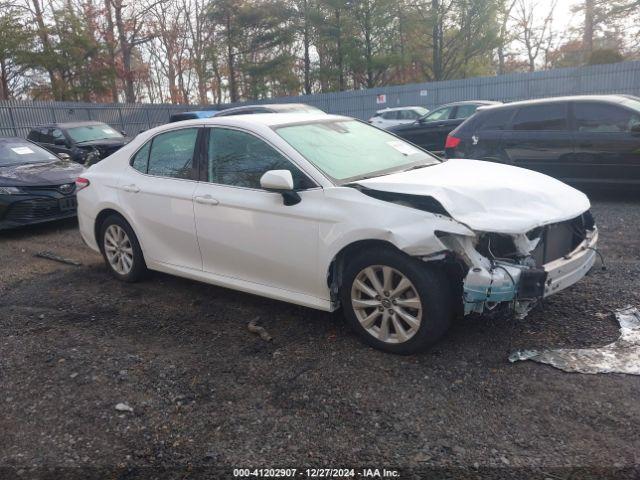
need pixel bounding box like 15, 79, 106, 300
33, 121, 107, 129
484, 94, 632, 110
144, 113, 347, 136
376, 106, 428, 112
435, 100, 502, 108
219, 103, 320, 113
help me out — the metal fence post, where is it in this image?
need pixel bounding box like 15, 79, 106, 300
118, 107, 125, 132
7, 105, 18, 136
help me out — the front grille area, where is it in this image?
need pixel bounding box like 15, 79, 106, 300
530, 212, 594, 266
5, 197, 72, 222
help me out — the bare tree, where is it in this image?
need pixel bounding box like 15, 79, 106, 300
512, 0, 557, 72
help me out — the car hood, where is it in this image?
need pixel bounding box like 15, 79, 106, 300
355, 159, 591, 234
76, 138, 130, 149
0, 160, 85, 187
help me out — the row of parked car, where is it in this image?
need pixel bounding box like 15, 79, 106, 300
1, 95, 638, 232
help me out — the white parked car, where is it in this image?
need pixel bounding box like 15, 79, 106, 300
77, 113, 598, 354
369, 107, 429, 129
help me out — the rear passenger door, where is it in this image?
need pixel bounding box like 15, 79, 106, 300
120, 127, 203, 271
501, 102, 573, 179
571, 101, 640, 184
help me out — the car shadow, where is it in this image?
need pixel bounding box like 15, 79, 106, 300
0, 217, 79, 240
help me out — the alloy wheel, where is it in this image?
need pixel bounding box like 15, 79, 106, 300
350, 265, 423, 344
104, 224, 134, 275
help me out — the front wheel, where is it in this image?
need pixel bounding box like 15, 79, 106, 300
340, 248, 452, 354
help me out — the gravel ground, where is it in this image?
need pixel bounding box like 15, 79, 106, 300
1, 194, 640, 479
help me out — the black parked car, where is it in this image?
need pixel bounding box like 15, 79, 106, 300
387, 100, 501, 154
27, 121, 130, 165
0, 138, 84, 230
445, 95, 640, 186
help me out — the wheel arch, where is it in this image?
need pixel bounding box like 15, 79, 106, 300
94, 208, 140, 255
326, 239, 407, 307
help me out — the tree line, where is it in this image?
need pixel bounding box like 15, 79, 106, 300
0, 0, 638, 104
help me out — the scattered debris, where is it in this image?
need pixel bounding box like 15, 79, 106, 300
114, 402, 134, 413
509, 306, 640, 375
34, 251, 82, 266
247, 317, 273, 342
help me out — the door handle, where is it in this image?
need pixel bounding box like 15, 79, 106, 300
194, 195, 219, 206
122, 184, 140, 193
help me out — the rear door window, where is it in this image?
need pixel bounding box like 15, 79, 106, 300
477, 108, 515, 130
146, 128, 198, 179
573, 102, 640, 133
512, 103, 568, 131
382, 111, 398, 120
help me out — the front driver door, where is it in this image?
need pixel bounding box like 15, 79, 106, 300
193, 127, 323, 298
399, 105, 454, 152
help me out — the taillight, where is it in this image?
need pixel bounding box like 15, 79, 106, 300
76, 177, 90, 191
445, 135, 461, 149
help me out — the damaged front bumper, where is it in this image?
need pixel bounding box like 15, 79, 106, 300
441, 227, 598, 317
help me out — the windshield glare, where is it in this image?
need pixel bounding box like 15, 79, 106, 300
68, 124, 123, 143
276, 120, 438, 182
0, 141, 58, 166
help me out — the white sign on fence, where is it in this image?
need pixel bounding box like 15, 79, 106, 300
376, 94, 387, 104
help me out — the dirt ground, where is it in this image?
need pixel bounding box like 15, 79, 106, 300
1, 193, 639, 479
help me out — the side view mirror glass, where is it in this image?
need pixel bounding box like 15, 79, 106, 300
260, 170, 301, 206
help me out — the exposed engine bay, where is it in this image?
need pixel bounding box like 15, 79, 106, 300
437, 211, 598, 318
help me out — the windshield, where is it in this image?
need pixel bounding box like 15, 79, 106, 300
0, 140, 59, 166
67, 124, 123, 143
276, 120, 439, 182
413, 107, 429, 116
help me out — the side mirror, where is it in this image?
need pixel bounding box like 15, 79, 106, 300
57, 152, 71, 161
260, 170, 301, 206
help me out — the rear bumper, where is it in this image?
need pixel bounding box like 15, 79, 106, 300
543, 228, 598, 297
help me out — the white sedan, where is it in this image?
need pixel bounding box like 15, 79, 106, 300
76, 113, 598, 354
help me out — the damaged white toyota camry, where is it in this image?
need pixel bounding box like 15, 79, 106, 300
76, 113, 598, 354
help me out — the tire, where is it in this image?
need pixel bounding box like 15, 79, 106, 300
340, 247, 452, 354
99, 214, 147, 282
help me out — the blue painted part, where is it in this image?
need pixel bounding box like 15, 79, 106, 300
188, 110, 219, 118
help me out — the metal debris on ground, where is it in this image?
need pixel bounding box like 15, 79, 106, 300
114, 402, 134, 413
34, 251, 82, 266
247, 317, 273, 342
509, 306, 640, 375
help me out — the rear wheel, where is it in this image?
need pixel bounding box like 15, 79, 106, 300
340, 247, 452, 354
99, 215, 147, 282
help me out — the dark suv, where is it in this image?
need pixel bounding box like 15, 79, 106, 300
387, 100, 501, 154
27, 121, 130, 165
445, 95, 640, 185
